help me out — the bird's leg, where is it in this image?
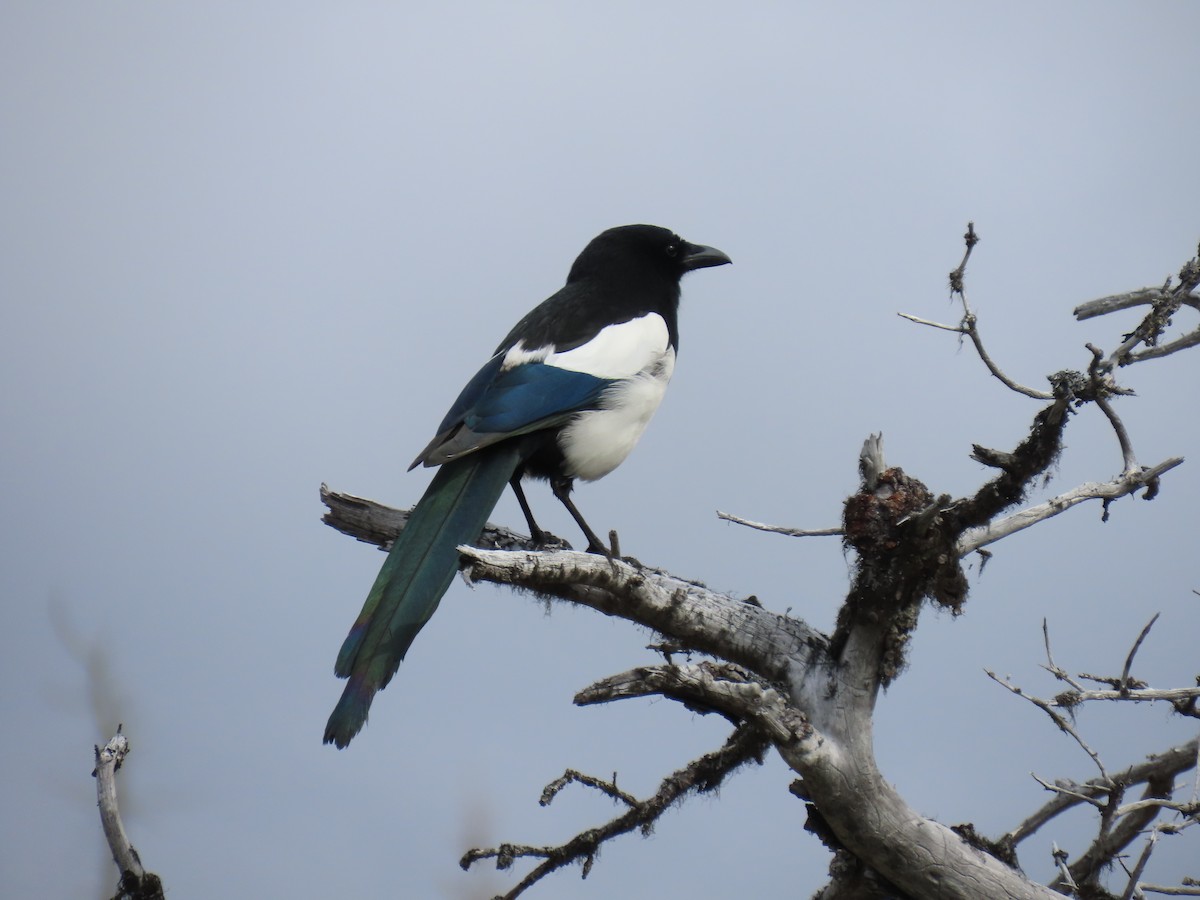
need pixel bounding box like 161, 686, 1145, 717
509, 476, 550, 546
550, 475, 612, 556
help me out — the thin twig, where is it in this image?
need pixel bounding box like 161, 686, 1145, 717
461, 725, 768, 899
1030, 774, 1106, 810
1121, 831, 1159, 900
948, 221, 980, 295
900, 221, 1054, 400
1041, 619, 1086, 691
1121, 613, 1161, 691
1095, 395, 1140, 475
1052, 842, 1079, 892
987, 670, 1109, 779
540, 769, 638, 808
716, 509, 842, 537
896, 311, 963, 332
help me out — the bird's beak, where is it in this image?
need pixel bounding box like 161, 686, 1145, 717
681, 242, 732, 271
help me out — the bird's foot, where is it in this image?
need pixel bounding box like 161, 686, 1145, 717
530, 528, 572, 552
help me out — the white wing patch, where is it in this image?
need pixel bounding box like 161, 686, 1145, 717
547, 313, 669, 379
501, 341, 551, 369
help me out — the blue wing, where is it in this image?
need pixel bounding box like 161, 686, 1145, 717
412, 355, 614, 468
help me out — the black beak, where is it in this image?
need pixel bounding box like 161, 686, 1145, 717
681, 242, 732, 271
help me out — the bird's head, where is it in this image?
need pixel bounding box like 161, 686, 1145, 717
567, 224, 731, 286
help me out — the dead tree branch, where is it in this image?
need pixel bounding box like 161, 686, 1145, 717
93, 728, 164, 900
995, 613, 1200, 897
460, 724, 769, 899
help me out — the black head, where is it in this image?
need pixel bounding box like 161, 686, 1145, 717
566, 224, 731, 286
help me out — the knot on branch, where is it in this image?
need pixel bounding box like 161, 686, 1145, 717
838, 467, 968, 682
112, 871, 165, 900
842, 467, 933, 557
1048, 369, 1090, 402
1119, 288, 1188, 358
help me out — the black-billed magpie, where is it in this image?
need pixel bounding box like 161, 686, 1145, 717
325, 224, 731, 747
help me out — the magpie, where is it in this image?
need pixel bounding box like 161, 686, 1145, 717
324, 224, 731, 748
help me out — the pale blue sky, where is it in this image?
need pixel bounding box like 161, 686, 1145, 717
2, 3, 1198, 897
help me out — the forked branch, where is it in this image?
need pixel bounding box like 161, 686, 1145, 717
460, 725, 769, 899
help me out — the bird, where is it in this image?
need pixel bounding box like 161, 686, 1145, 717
324, 224, 731, 748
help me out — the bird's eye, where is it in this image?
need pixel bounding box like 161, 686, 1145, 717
664, 243, 679, 258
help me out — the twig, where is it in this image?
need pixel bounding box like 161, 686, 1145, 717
1041, 619, 1086, 690
1095, 394, 1141, 476
1030, 774, 1106, 811
716, 509, 842, 537
948, 221, 980, 295
900, 222, 1054, 400
986, 670, 1108, 779
1006, 735, 1198, 846
1121, 613, 1161, 691
1052, 842, 1079, 892
461, 725, 769, 898
1121, 831, 1159, 900
540, 769, 638, 808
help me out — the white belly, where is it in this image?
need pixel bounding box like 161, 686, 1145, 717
557, 348, 675, 482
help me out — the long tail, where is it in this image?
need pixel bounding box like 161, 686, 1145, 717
324, 442, 527, 748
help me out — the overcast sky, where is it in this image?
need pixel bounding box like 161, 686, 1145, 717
2, 3, 1198, 898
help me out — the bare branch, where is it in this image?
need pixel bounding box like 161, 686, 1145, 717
1073, 287, 1198, 321
1041, 619, 1086, 691
1052, 842, 1078, 892
460, 725, 769, 899
320, 483, 570, 552
1121, 832, 1158, 900
1138, 884, 1200, 896
899, 222, 1055, 400
895, 311, 964, 332
1006, 735, 1198, 846
540, 770, 638, 808
1054, 686, 1200, 706
956, 457, 1184, 555
93, 727, 164, 900
986, 670, 1109, 779
456, 546, 829, 689
1095, 393, 1141, 475
575, 661, 814, 749
715, 509, 842, 538
1074, 246, 1200, 371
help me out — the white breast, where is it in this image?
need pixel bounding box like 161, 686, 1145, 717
557, 346, 676, 482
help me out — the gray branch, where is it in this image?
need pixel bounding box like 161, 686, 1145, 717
93, 728, 164, 900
